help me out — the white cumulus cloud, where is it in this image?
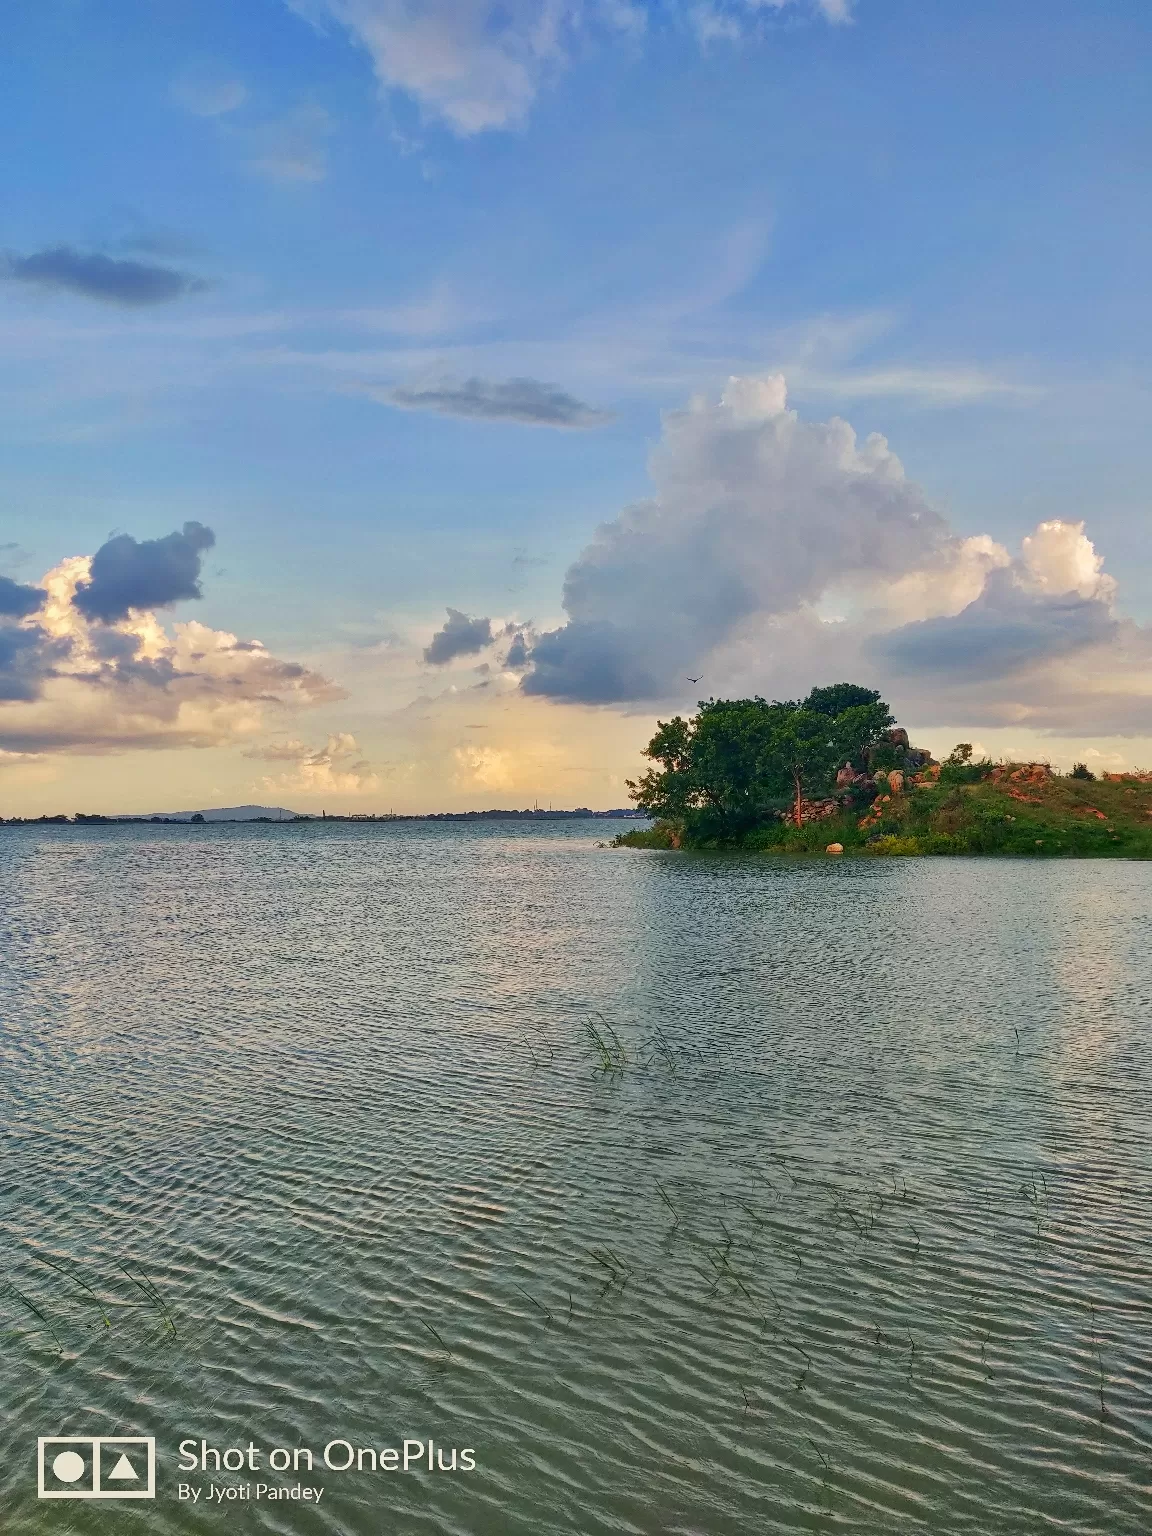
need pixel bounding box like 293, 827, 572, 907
524, 374, 950, 701
0, 550, 342, 755
501, 375, 1152, 737
249, 732, 381, 794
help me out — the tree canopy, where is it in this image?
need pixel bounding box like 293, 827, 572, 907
627, 684, 894, 841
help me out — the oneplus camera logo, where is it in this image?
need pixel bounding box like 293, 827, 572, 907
38, 1436, 156, 1499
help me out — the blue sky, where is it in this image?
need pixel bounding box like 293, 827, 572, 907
2, 0, 1151, 810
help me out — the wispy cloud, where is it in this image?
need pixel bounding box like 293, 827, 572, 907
170, 75, 248, 117
789, 365, 1038, 406
247, 104, 333, 182
0, 267, 1043, 455
291, 1, 846, 135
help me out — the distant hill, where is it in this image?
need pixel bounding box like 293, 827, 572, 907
139, 805, 301, 822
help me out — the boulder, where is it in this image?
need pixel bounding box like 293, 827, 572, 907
826, 842, 844, 855
991, 762, 1053, 785
887, 770, 904, 795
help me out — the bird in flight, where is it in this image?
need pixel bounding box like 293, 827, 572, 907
686, 676, 702, 684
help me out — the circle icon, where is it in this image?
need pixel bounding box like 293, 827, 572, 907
52, 1451, 86, 1483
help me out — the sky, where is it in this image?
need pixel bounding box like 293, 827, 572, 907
1, 0, 1151, 814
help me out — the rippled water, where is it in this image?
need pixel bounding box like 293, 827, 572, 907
0, 821, 1149, 1534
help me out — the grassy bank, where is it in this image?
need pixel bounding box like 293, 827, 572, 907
614, 770, 1152, 857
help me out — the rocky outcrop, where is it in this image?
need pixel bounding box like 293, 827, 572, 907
990, 762, 1053, 786
864, 730, 935, 773
777, 797, 846, 825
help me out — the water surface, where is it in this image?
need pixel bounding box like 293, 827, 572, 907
0, 821, 1149, 1533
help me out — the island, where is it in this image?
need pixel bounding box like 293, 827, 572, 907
613, 683, 1152, 858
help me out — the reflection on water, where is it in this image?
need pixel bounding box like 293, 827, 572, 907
0, 821, 1149, 1534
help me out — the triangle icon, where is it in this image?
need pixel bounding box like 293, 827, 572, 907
108, 1453, 138, 1480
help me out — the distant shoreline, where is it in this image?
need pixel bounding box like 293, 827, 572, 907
0, 808, 649, 828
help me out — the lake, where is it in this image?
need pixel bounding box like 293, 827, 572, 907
0, 820, 1149, 1533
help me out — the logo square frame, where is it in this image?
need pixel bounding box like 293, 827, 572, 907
37, 1436, 156, 1499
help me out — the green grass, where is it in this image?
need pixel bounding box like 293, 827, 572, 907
612, 772, 1152, 858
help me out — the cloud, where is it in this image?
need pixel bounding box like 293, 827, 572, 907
0, 747, 45, 770
243, 738, 319, 762
292, 0, 582, 134
424, 607, 493, 664
877, 523, 1121, 682
504, 630, 531, 669
876, 569, 1119, 682
0, 545, 341, 754
2, 247, 208, 306
382, 375, 614, 428
293, 0, 843, 135
523, 375, 949, 702
73, 522, 216, 623
0, 575, 44, 619
451, 742, 533, 791
250, 732, 381, 794
790, 365, 1035, 406
1019, 518, 1116, 603
692, 0, 852, 42
0, 623, 63, 702
247, 105, 332, 182
506, 377, 1152, 736
170, 76, 248, 116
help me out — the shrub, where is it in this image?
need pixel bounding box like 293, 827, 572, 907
865, 834, 922, 856
939, 756, 994, 786
611, 824, 677, 849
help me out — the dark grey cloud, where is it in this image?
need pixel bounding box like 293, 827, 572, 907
0, 575, 44, 619
0, 624, 64, 702
385, 376, 614, 429
73, 522, 216, 624
522, 621, 662, 702
875, 570, 1118, 681
424, 608, 493, 665
3, 246, 208, 306
503, 631, 530, 670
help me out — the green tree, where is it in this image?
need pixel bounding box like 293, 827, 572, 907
628, 684, 895, 841
628, 699, 788, 839
803, 683, 889, 721
767, 707, 842, 828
